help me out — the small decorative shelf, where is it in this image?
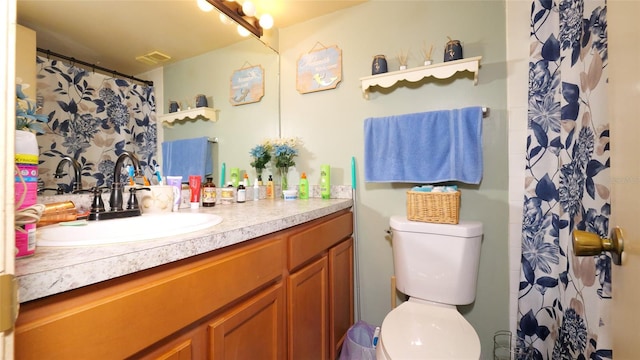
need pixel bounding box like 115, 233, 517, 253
360, 56, 482, 99
159, 107, 218, 126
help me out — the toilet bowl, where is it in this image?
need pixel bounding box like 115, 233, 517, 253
376, 299, 480, 359
379, 216, 483, 359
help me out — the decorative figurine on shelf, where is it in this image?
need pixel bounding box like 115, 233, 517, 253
422, 43, 434, 66
372, 55, 388, 75
397, 49, 409, 70
444, 37, 463, 62
168, 101, 179, 113
195, 94, 208, 108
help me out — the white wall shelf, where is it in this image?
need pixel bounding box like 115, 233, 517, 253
359, 56, 482, 99
159, 107, 218, 127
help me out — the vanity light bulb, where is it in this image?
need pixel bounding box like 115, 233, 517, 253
237, 25, 251, 37
196, 0, 214, 12
219, 13, 232, 25
259, 14, 274, 29
242, 0, 256, 17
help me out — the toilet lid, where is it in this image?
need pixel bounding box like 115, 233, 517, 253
379, 300, 480, 359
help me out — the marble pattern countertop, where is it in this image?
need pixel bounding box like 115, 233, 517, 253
16, 197, 353, 303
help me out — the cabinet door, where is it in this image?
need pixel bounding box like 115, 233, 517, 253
287, 256, 329, 360
208, 283, 285, 360
154, 339, 194, 360
329, 238, 354, 360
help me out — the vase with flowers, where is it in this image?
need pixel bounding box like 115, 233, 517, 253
15, 82, 49, 257
249, 141, 272, 183
268, 137, 301, 192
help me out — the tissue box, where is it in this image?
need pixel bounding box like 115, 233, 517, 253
406, 190, 460, 224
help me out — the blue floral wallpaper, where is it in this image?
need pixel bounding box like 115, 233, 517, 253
35, 56, 157, 192
517, 0, 611, 359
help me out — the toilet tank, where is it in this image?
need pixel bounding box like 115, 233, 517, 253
389, 216, 483, 305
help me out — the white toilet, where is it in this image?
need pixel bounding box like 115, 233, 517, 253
376, 216, 483, 360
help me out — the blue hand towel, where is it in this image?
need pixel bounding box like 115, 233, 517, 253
162, 137, 213, 180
364, 106, 483, 184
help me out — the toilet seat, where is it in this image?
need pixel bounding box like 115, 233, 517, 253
376, 299, 480, 360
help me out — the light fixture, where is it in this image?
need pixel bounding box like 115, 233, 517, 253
200, 0, 272, 38
258, 13, 274, 30
241, 0, 256, 17
197, 0, 214, 12
237, 25, 251, 37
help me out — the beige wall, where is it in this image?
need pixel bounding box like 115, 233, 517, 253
278, 1, 509, 357
16, 24, 35, 99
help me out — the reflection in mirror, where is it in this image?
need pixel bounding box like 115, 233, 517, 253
162, 37, 280, 187
19, 4, 280, 193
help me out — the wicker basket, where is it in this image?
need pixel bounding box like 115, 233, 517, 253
406, 190, 460, 224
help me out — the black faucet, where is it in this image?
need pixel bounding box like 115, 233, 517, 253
54, 156, 83, 192
109, 151, 142, 211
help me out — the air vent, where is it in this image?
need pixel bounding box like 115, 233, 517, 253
135, 51, 171, 65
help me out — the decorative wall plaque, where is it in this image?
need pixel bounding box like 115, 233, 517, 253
296, 44, 342, 94
230, 64, 264, 106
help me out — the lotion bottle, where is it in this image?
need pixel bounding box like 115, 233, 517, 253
253, 179, 260, 201
266, 175, 274, 199
237, 182, 246, 203
320, 165, 331, 199
299, 172, 309, 199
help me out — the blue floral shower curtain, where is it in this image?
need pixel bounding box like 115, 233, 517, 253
35, 56, 157, 191
518, 0, 611, 359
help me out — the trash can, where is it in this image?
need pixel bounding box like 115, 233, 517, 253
339, 320, 378, 360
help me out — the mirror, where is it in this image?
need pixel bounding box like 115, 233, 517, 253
17, 2, 280, 193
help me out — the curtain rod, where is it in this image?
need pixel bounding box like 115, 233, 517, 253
36, 48, 154, 87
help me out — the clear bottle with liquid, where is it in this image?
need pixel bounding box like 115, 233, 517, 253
253, 179, 260, 201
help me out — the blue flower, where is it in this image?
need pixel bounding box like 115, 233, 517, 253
528, 60, 559, 102
522, 231, 560, 274
529, 92, 561, 134
16, 83, 50, 134
559, 161, 585, 217
552, 308, 587, 358
572, 126, 594, 169
559, 0, 584, 51
588, 6, 608, 61
249, 143, 272, 170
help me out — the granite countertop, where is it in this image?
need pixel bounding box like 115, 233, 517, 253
16, 198, 353, 303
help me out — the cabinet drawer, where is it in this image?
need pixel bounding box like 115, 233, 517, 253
288, 211, 353, 271
16, 237, 285, 360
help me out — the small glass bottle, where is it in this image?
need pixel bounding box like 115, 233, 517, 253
202, 177, 216, 207
237, 181, 246, 203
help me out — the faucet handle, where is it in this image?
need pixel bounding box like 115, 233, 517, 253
90, 187, 106, 213
126, 187, 150, 210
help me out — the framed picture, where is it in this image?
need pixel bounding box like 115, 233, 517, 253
296, 44, 342, 94
230, 65, 264, 106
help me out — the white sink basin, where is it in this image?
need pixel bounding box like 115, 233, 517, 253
37, 212, 222, 246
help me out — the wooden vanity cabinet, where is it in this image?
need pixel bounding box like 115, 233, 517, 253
14, 209, 353, 359
287, 211, 354, 360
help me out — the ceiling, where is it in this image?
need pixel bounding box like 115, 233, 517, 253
17, 0, 364, 76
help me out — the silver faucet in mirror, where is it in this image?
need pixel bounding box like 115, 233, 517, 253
54, 156, 83, 193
